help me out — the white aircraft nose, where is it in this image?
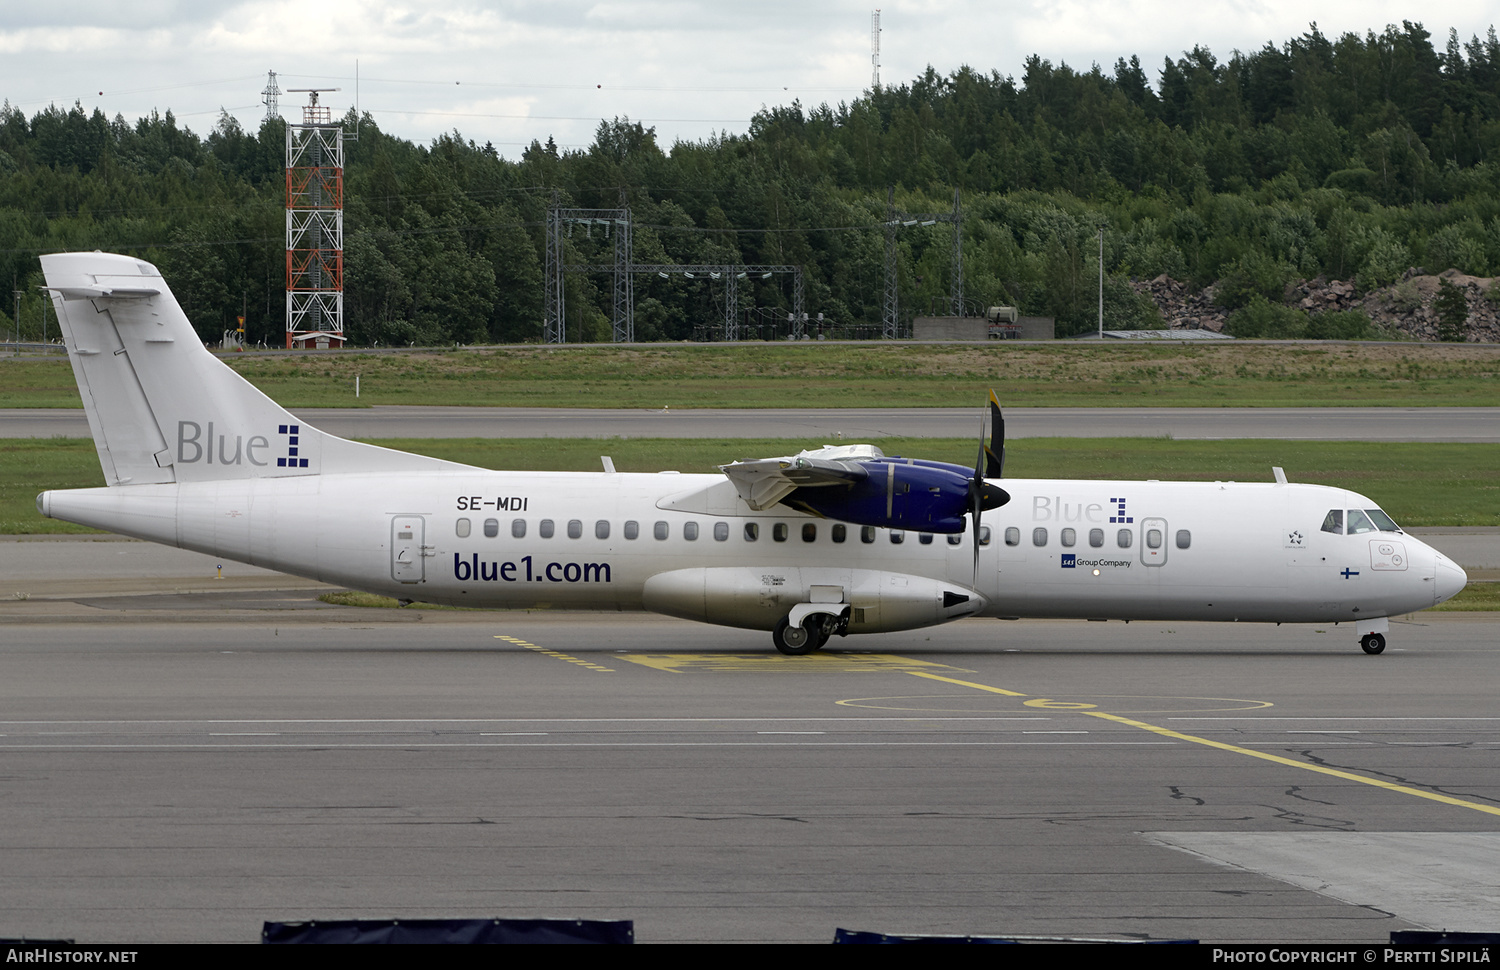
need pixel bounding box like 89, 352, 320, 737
1434, 555, 1468, 606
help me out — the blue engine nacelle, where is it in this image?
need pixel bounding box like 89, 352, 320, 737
786, 458, 1009, 533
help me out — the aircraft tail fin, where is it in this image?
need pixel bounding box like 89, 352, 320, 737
42, 252, 469, 485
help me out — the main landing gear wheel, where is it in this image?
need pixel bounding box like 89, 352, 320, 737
773, 616, 817, 656
1361, 633, 1387, 655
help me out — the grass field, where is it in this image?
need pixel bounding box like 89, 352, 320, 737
6, 435, 1496, 534
4, 341, 1500, 408
1433, 582, 1500, 610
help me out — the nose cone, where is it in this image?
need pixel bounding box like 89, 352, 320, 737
1434, 554, 1468, 606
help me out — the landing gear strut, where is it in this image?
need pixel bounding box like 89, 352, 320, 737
1360, 632, 1386, 655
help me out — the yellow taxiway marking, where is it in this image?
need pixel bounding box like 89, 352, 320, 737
1084, 710, 1500, 819
909, 670, 1500, 820
836, 693, 1275, 714
906, 670, 1027, 696
493, 635, 614, 672
619, 653, 964, 674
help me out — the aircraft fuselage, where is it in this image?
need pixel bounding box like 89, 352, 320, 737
40, 471, 1458, 634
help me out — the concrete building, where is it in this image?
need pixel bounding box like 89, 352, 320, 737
912, 315, 1056, 340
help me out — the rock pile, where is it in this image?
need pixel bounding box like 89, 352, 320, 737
1133, 275, 1230, 331
1130, 270, 1500, 341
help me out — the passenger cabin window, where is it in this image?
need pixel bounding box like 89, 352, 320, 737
1032, 527, 1048, 547
511, 519, 526, 538
1089, 528, 1104, 548
683, 522, 699, 541
947, 534, 963, 546
624, 520, 639, 540
803, 524, 817, 542
1004, 527, 1020, 547
455, 518, 471, 538
1146, 528, 1163, 549
890, 530, 904, 544
1117, 529, 1132, 548
595, 520, 610, 540
861, 526, 877, 544
714, 522, 729, 541
1321, 509, 1343, 535
539, 519, 555, 539
483, 518, 499, 538
1061, 527, 1076, 547
567, 519, 582, 539
831, 524, 846, 543
773, 523, 788, 542
744, 523, 759, 542
979, 525, 991, 546
1176, 529, 1191, 549
653, 521, 669, 540
919, 533, 934, 545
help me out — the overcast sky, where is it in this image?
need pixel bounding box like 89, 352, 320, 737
3, 1, 1498, 158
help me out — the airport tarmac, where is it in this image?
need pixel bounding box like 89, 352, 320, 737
2, 536, 1497, 944
5, 405, 1500, 442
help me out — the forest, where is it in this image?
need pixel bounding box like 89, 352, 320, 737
4, 20, 1500, 345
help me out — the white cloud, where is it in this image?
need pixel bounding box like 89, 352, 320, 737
3, 0, 1496, 154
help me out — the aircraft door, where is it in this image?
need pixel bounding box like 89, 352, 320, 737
391, 514, 426, 584
1141, 517, 1167, 566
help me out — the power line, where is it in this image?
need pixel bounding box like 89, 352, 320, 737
362, 107, 753, 124
282, 73, 847, 95
7, 75, 265, 109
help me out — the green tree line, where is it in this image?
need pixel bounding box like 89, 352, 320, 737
4, 20, 1500, 343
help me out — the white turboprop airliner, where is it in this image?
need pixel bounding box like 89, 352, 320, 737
38, 252, 1467, 655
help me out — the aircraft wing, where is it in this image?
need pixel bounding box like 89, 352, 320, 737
719, 444, 884, 511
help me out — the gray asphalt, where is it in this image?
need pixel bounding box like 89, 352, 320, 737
5, 405, 1500, 441
2, 540, 1499, 944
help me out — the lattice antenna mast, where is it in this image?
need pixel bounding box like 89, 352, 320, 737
284, 88, 345, 349
871, 10, 881, 89
544, 202, 633, 343
545, 200, 803, 342
262, 71, 281, 122
882, 186, 964, 339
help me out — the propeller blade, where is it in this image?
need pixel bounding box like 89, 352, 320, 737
985, 389, 1006, 479
971, 418, 986, 582
971, 393, 1014, 582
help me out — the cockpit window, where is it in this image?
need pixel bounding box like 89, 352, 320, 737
1320, 509, 1343, 535
1345, 509, 1376, 535
1365, 508, 1401, 532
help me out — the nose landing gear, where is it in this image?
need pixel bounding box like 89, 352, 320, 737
1356, 617, 1389, 655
